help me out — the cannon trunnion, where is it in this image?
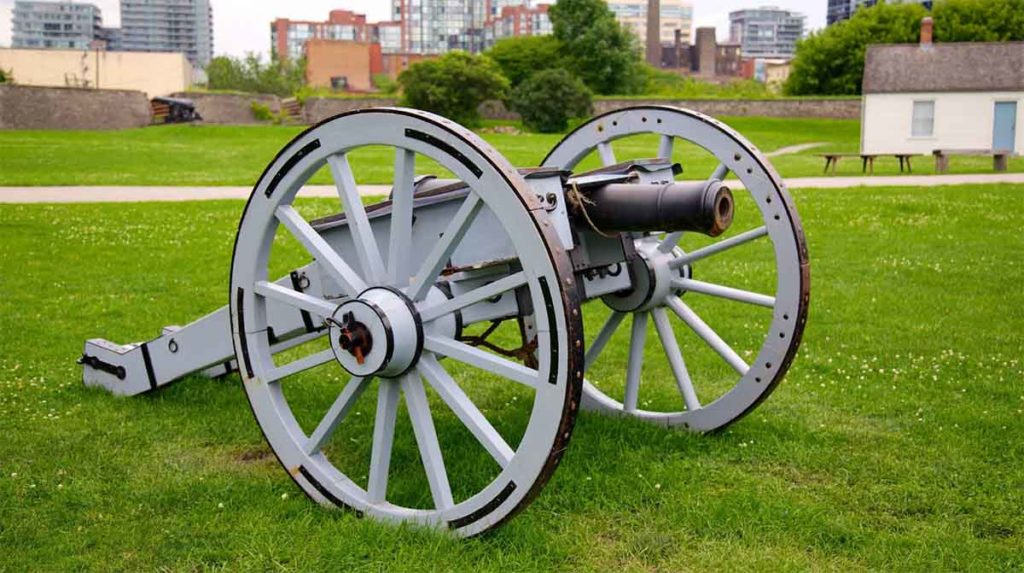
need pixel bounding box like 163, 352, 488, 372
80, 106, 809, 536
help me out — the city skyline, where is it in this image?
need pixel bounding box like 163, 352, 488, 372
0, 0, 828, 57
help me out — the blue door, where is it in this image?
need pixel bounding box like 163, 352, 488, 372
993, 101, 1017, 152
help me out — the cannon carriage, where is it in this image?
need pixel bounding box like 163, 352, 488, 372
80, 106, 808, 536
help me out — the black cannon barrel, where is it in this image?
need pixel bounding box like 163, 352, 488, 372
571, 180, 734, 237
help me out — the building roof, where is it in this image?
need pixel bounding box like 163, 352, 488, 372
864, 42, 1024, 94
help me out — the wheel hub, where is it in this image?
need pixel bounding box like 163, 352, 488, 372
603, 238, 689, 312
328, 287, 422, 377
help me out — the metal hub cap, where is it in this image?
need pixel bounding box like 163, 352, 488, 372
328, 287, 421, 378
603, 238, 689, 313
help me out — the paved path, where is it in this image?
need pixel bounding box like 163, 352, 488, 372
2, 173, 1023, 203
765, 142, 826, 157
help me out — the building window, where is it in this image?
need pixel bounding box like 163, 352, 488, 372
911, 100, 935, 137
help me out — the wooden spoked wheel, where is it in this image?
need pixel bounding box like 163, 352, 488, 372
543, 106, 809, 432
230, 108, 583, 536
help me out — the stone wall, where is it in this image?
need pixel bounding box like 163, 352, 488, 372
170, 92, 282, 125
0, 87, 863, 130
302, 96, 398, 124
0, 85, 150, 130
592, 98, 862, 120
308, 97, 860, 122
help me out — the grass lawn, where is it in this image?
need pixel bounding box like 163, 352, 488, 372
1, 118, 1021, 187
1, 184, 1022, 570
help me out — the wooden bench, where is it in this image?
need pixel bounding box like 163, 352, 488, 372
817, 153, 917, 175
932, 149, 1012, 173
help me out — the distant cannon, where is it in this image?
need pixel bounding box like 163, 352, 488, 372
80, 106, 809, 536
150, 96, 202, 124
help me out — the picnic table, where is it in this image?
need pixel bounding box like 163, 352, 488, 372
933, 149, 1011, 173
817, 153, 917, 175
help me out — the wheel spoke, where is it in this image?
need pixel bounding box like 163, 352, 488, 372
276, 205, 367, 297
585, 311, 626, 369
269, 329, 327, 354
388, 148, 416, 285
418, 271, 527, 322
419, 354, 513, 468
305, 376, 372, 454
367, 378, 400, 503
407, 191, 483, 302
666, 295, 749, 375
254, 280, 337, 318
401, 373, 454, 511
710, 163, 730, 181
624, 311, 648, 412
597, 141, 616, 166
671, 278, 775, 308
652, 307, 701, 411
266, 348, 335, 382
657, 134, 674, 160
328, 154, 387, 283
669, 226, 768, 269
658, 231, 682, 253
424, 335, 539, 389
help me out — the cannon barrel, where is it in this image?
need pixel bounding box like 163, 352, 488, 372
572, 180, 733, 237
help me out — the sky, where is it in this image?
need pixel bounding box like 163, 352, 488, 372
0, 0, 827, 57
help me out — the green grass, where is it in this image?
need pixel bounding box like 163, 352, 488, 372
1, 118, 1021, 187
2, 184, 1022, 570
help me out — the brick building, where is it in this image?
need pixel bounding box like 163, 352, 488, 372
485, 4, 551, 48
271, 10, 370, 61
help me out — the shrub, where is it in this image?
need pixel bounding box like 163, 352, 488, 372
511, 69, 593, 133
207, 53, 305, 97
250, 101, 274, 121
0, 68, 11, 84
398, 52, 509, 126
372, 74, 399, 95
642, 66, 774, 99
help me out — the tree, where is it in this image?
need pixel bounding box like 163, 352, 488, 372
398, 52, 509, 126
785, 2, 927, 96
932, 0, 1024, 42
785, 0, 1024, 96
206, 53, 305, 96
486, 35, 565, 88
511, 68, 593, 133
549, 0, 644, 95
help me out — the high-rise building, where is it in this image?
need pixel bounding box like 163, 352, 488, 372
826, 0, 858, 25
11, 1, 103, 50
119, 0, 213, 68
392, 0, 490, 54
277, 1, 551, 59
827, 0, 932, 26
271, 10, 371, 61
607, 0, 694, 59
729, 7, 805, 59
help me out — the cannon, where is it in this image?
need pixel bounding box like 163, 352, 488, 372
80, 106, 809, 536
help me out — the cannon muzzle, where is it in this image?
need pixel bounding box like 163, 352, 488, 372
571, 180, 734, 237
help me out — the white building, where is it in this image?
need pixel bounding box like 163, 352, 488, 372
860, 27, 1023, 155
